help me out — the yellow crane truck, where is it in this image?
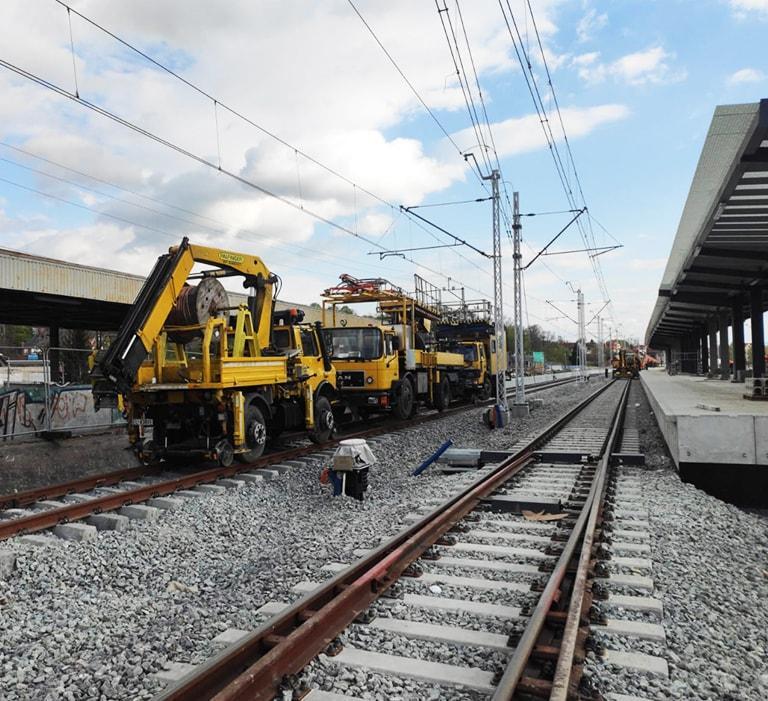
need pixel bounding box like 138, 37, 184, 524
321, 274, 466, 419
91, 238, 336, 465
435, 300, 505, 401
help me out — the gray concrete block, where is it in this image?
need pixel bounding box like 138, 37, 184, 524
192, 484, 226, 495
369, 616, 510, 650
255, 601, 288, 616
33, 500, 68, 510
153, 661, 197, 683
175, 490, 204, 498
602, 648, 669, 677
239, 473, 264, 484
62, 493, 94, 504
430, 556, 540, 575
217, 479, 246, 489
278, 460, 305, 469
323, 646, 495, 692
594, 619, 666, 641
598, 573, 655, 591
93, 487, 125, 495
119, 504, 160, 521
610, 541, 650, 554
0, 550, 16, 577
119, 481, 145, 489
147, 497, 184, 511
607, 594, 663, 617
255, 469, 280, 480
452, 541, 550, 560
389, 593, 521, 619
88, 513, 130, 531
0, 508, 31, 519
212, 628, 250, 645
54, 523, 98, 542
612, 556, 653, 570
19, 534, 54, 547
416, 571, 530, 593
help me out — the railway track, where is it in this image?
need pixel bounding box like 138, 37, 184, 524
152, 378, 632, 701
0, 373, 587, 542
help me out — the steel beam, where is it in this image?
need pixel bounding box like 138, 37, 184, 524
751, 287, 766, 378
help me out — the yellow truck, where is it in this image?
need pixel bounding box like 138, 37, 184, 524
436, 301, 506, 401
91, 238, 336, 465
321, 274, 466, 419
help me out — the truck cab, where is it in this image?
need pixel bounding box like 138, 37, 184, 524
322, 325, 400, 417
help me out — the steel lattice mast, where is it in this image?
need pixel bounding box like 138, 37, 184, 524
489, 170, 508, 412
513, 192, 526, 405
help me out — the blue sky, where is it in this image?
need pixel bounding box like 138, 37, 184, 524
0, 0, 766, 342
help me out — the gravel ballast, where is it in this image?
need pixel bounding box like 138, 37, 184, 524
0, 380, 599, 700
586, 380, 768, 701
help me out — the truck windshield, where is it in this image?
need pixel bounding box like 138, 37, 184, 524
324, 327, 382, 360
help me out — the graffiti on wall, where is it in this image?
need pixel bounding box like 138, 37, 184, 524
0, 384, 124, 439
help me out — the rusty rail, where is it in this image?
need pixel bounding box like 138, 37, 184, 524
0, 374, 584, 530
156, 379, 617, 701
491, 379, 630, 700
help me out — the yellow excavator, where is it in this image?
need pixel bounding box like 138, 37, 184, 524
91, 238, 336, 465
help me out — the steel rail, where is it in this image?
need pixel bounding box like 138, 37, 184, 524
548, 380, 630, 700
0, 374, 584, 517
156, 379, 617, 701
490, 379, 631, 700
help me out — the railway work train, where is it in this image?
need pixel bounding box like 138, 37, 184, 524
90, 241, 503, 466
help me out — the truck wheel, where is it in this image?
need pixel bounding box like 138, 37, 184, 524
394, 377, 414, 420
309, 396, 335, 443
434, 377, 451, 412
236, 404, 267, 462
480, 375, 492, 400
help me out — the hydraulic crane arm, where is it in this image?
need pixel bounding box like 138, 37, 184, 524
91, 238, 276, 408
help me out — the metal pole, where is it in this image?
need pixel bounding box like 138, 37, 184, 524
577, 289, 586, 380
513, 191, 526, 406
490, 170, 508, 413
596, 315, 603, 369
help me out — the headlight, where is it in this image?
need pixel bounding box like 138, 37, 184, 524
366, 376, 373, 384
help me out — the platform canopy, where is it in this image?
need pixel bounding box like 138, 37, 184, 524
0, 247, 368, 331
646, 99, 768, 346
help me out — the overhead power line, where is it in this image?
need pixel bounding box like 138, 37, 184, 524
42, 0, 497, 294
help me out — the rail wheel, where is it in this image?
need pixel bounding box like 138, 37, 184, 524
309, 396, 335, 443
394, 377, 414, 420
236, 404, 267, 462
480, 374, 492, 400
434, 376, 451, 412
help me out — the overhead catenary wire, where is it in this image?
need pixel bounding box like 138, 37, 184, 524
48, 0, 494, 292
0, 153, 410, 278
0, 54, 495, 299
497, 0, 618, 326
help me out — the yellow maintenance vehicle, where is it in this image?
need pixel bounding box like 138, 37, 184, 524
321, 274, 466, 419
436, 299, 506, 401
612, 349, 641, 379
91, 238, 336, 466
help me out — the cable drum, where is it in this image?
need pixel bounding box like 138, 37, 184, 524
166, 278, 229, 342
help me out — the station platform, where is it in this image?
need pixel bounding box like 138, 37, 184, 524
640, 368, 768, 505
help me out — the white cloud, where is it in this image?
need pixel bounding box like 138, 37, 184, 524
727, 68, 765, 85
576, 8, 608, 43
729, 0, 768, 16
451, 104, 630, 158
577, 46, 686, 86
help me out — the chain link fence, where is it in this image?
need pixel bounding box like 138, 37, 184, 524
0, 346, 125, 441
